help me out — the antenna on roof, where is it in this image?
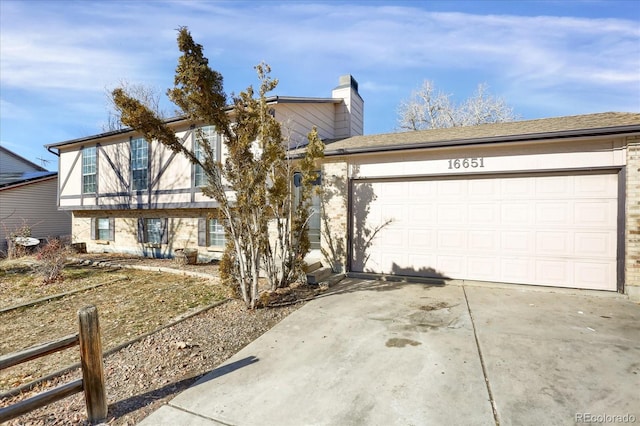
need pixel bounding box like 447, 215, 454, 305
37, 157, 51, 168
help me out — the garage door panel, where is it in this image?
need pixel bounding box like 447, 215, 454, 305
437, 204, 467, 225
536, 202, 572, 225
468, 256, 500, 279
468, 230, 499, 251
468, 179, 498, 198
574, 200, 616, 225
501, 231, 533, 252
408, 230, 435, 249
502, 203, 531, 225
438, 230, 467, 250
574, 232, 615, 257
436, 255, 466, 277
351, 172, 618, 291
536, 176, 571, 197
502, 178, 533, 198
409, 204, 434, 224
574, 174, 617, 197
536, 259, 572, 283
408, 180, 437, 197
536, 231, 572, 256
468, 203, 499, 225
438, 180, 467, 197
574, 262, 616, 290
501, 258, 534, 282
378, 181, 407, 199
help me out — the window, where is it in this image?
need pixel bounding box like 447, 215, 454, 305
198, 217, 226, 247
82, 146, 97, 194
131, 137, 148, 191
293, 171, 322, 250
194, 126, 218, 187
90, 217, 114, 241
145, 218, 163, 244
137, 218, 168, 245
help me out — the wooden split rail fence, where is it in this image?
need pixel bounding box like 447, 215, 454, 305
0, 305, 107, 423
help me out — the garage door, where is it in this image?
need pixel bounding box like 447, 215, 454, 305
351, 172, 618, 291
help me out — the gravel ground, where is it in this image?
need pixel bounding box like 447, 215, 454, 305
2, 299, 302, 425
1, 254, 311, 425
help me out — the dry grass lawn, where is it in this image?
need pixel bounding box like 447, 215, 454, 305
0, 257, 230, 392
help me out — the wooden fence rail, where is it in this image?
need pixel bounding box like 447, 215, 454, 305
0, 305, 107, 423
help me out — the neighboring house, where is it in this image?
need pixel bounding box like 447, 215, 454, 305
0, 146, 72, 254
45, 75, 362, 261
319, 112, 640, 300
45, 73, 640, 301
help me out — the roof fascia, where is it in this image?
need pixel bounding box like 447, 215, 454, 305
323, 125, 640, 157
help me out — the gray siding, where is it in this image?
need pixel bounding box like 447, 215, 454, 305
0, 177, 72, 253
0, 146, 45, 173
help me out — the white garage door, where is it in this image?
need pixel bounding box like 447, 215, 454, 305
351, 172, 618, 291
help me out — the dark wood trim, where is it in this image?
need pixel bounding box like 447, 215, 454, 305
617, 167, 626, 293
346, 176, 353, 273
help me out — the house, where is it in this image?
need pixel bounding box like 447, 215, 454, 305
45, 75, 363, 261
319, 112, 640, 300
45, 73, 640, 300
0, 146, 72, 254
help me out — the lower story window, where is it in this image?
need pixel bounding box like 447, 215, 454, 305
91, 217, 114, 241
198, 217, 226, 248
137, 218, 168, 245
145, 218, 163, 244
209, 219, 226, 247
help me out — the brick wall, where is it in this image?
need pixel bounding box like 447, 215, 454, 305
626, 136, 640, 301
321, 160, 349, 272
72, 209, 219, 260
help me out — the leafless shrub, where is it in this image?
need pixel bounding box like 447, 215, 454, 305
35, 238, 71, 284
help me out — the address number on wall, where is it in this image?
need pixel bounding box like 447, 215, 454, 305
447, 157, 485, 170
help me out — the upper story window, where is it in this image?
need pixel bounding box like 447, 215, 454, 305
130, 137, 148, 191
194, 126, 218, 187
82, 146, 97, 194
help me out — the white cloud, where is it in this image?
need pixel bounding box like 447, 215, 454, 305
0, 0, 637, 145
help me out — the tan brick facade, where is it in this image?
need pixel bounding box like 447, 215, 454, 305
72, 209, 222, 261
626, 136, 640, 301
321, 160, 349, 272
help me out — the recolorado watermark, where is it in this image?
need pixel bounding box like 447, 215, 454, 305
576, 413, 637, 423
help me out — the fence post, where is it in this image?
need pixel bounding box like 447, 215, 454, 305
78, 305, 107, 423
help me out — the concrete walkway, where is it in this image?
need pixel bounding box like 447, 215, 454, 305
140, 279, 640, 426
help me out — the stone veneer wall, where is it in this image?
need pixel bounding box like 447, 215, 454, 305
626, 136, 640, 301
321, 160, 349, 273
71, 209, 222, 260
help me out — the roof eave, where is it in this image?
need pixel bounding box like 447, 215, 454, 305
324, 124, 640, 157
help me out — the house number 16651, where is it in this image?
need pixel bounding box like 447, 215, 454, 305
447, 157, 484, 169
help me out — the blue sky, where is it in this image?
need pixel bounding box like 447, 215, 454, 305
1, 0, 639, 169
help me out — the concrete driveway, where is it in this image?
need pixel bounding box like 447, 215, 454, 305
141, 279, 640, 425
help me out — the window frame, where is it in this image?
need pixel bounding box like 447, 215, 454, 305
293, 171, 322, 250
130, 137, 149, 191
90, 217, 114, 241
198, 217, 226, 248
82, 146, 97, 194
193, 126, 219, 188
137, 217, 168, 246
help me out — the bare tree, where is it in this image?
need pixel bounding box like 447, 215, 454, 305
397, 80, 517, 131
103, 81, 166, 132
